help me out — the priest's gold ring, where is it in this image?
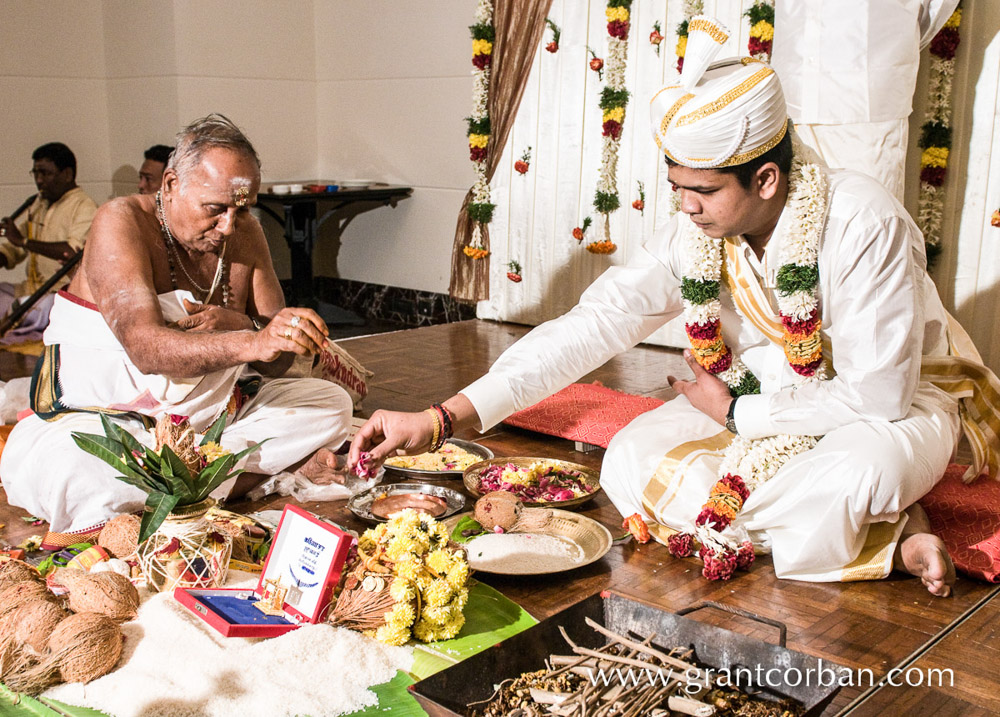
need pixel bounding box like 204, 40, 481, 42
284, 328, 293, 339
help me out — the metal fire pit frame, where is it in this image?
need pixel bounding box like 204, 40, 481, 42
409, 591, 845, 717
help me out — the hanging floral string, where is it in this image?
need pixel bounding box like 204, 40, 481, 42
573, 216, 592, 242
632, 181, 645, 213
506, 260, 523, 283
587, 46, 604, 80
545, 18, 561, 53
514, 147, 532, 175
650, 22, 663, 56
589, 0, 632, 255
918, 4, 962, 267
464, 0, 495, 261
745, 1, 774, 61
674, 0, 704, 73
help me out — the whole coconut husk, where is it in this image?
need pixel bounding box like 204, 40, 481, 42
53, 569, 139, 622
0, 580, 56, 620
0, 599, 68, 655
0, 559, 44, 590
4, 612, 124, 694
97, 514, 141, 559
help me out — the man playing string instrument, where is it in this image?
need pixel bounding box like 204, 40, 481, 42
1, 115, 352, 547
350, 17, 1000, 597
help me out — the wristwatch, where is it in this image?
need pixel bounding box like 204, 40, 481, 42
725, 398, 739, 434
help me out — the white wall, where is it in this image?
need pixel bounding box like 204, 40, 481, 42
0, 0, 113, 284
312, 1, 472, 291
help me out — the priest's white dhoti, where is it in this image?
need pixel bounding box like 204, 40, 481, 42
0, 290, 353, 533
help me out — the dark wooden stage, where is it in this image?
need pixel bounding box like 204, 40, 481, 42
2, 320, 997, 715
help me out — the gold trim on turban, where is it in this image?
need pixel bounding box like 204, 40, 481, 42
675, 66, 774, 127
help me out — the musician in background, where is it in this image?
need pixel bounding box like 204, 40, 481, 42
0, 142, 97, 339
138, 144, 173, 195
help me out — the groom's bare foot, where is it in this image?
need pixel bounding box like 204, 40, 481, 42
893, 504, 955, 597
296, 448, 346, 485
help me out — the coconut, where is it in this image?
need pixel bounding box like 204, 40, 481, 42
4, 612, 124, 694
0, 559, 43, 589
97, 514, 141, 559
48, 612, 124, 683
0, 580, 55, 620
1, 599, 69, 655
54, 569, 139, 622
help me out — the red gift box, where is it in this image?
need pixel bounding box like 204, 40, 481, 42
174, 504, 354, 637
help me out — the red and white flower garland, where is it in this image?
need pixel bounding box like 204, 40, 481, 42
669, 136, 829, 580
588, 0, 632, 255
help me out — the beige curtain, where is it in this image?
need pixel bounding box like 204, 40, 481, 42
449, 0, 555, 303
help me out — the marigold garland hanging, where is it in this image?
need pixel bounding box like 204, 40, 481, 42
744, 1, 774, 61
589, 0, 632, 255
918, 4, 962, 267
464, 0, 495, 260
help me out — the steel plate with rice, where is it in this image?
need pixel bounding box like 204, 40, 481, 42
444, 509, 612, 575
383, 439, 494, 479
463, 457, 601, 509
348, 482, 466, 523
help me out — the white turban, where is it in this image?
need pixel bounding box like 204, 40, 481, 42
649, 16, 788, 168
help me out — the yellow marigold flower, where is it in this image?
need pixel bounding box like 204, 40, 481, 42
424, 578, 454, 608
357, 534, 377, 553
199, 441, 230, 463
605, 6, 629, 23
944, 9, 961, 28
446, 561, 469, 590
385, 535, 420, 563
438, 614, 465, 640
472, 38, 493, 55
375, 623, 411, 646
603, 107, 625, 124
451, 587, 469, 611
389, 577, 416, 603
412, 619, 439, 643
676, 36, 687, 57
395, 559, 421, 581
426, 549, 454, 575
468, 133, 489, 149
921, 146, 949, 169
386, 600, 416, 628
429, 522, 450, 545
415, 573, 434, 593
750, 20, 774, 41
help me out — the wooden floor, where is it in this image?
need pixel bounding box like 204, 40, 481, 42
1, 320, 997, 715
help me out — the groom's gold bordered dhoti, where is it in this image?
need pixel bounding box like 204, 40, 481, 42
601, 239, 1000, 583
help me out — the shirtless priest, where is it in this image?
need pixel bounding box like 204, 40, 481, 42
1, 114, 352, 546
350, 18, 1000, 598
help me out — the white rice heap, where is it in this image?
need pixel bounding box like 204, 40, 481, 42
44, 573, 413, 717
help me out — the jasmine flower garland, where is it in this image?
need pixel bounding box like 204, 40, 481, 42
669, 134, 829, 580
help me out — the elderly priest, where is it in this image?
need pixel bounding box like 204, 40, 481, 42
1, 115, 352, 547
351, 17, 1000, 598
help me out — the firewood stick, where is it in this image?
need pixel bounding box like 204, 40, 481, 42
668, 695, 716, 716
584, 617, 702, 675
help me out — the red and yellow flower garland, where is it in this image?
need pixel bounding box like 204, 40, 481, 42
464, 0, 494, 260
917, 4, 961, 266
587, 0, 632, 255
745, 1, 774, 61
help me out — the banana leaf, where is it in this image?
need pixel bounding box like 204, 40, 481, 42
138, 491, 180, 543
70, 432, 158, 493
200, 413, 227, 446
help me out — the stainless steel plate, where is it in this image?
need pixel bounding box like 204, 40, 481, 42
348, 482, 467, 523
382, 439, 494, 479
